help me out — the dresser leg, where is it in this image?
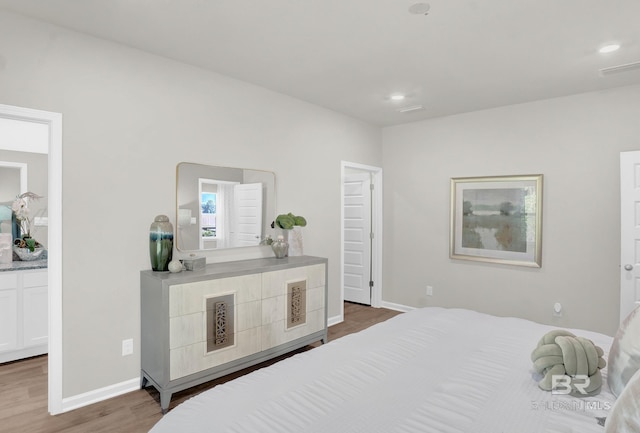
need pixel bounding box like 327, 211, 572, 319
160, 391, 172, 414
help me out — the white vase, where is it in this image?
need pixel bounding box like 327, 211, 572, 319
271, 235, 289, 258
168, 260, 183, 273
288, 227, 303, 256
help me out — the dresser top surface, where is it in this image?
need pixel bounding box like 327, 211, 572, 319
141, 255, 327, 285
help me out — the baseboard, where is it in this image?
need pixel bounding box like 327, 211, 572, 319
0, 345, 47, 364
61, 377, 140, 413
380, 301, 415, 313
327, 313, 343, 327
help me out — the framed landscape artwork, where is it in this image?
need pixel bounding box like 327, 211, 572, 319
450, 174, 543, 267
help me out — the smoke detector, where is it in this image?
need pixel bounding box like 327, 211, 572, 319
408, 3, 430, 15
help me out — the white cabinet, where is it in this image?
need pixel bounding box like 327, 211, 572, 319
0, 273, 18, 353
0, 268, 48, 363
141, 256, 327, 413
23, 270, 49, 347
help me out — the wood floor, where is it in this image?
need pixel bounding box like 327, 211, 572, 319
0, 303, 402, 433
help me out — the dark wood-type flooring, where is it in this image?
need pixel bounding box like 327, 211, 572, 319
0, 303, 402, 433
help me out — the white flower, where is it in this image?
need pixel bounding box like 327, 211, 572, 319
11, 197, 28, 219
11, 192, 42, 239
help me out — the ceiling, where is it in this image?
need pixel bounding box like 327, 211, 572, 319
1, 0, 640, 126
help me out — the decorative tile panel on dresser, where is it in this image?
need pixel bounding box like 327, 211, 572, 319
140, 255, 328, 413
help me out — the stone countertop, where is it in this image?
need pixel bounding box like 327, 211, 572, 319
0, 258, 48, 272
0, 249, 48, 272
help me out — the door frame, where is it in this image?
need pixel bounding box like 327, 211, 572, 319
339, 161, 383, 322
0, 104, 63, 414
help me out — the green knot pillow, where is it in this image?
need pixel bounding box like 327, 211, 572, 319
531, 329, 606, 396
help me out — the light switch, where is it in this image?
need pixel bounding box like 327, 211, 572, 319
34, 217, 48, 226
122, 339, 134, 356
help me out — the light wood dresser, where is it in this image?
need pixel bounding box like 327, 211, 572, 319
140, 255, 327, 413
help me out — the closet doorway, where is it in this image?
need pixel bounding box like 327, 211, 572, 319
340, 162, 382, 312
0, 104, 62, 414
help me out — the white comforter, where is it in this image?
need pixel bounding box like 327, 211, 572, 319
150, 307, 615, 433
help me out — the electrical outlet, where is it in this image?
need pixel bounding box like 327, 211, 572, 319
426, 285, 433, 296
122, 338, 134, 356
553, 302, 563, 318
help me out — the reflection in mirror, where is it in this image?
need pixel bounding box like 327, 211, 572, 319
0, 161, 27, 239
176, 163, 275, 251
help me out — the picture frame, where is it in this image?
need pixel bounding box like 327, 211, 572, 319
450, 174, 543, 267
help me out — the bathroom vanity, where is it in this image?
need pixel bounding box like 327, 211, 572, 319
0, 261, 48, 363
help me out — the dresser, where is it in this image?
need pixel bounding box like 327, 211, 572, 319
140, 255, 328, 413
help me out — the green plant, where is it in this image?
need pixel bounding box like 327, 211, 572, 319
272, 213, 307, 230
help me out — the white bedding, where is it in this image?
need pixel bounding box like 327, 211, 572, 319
149, 307, 615, 433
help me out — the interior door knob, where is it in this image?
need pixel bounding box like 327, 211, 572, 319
625, 264, 634, 271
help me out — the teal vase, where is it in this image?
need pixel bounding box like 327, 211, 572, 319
150, 215, 173, 272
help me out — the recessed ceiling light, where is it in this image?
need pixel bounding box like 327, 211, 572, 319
599, 44, 621, 54
390, 94, 406, 101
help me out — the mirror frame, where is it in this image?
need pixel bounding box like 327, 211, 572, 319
0, 160, 28, 197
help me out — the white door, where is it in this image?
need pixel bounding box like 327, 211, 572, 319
620, 151, 640, 322
233, 183, 263, 247
343, 173, 372, 305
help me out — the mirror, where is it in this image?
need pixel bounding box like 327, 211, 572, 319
0, 122, 49, 249
176, 162, 276, 251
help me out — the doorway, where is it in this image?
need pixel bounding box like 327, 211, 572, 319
0, 104, 62, 414
340, 162, 382, 316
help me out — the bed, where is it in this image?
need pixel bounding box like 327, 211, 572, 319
149, 307, 637, 433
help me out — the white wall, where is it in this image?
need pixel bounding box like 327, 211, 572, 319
0, 10, 382, 398
382, 85, 640, 336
